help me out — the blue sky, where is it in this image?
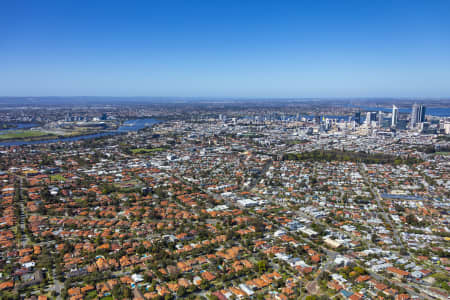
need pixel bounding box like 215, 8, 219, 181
1, 0, 450, 97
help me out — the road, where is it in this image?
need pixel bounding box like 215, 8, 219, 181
16, 176, 64, 299
148, 163, 432, 298
359, 164, 403, 246
247, 159, 273, 191
17, 177, 30, 248
48, 268, 64, 300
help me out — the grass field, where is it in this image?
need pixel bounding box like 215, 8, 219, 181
1, 124, 17, 129
435, 151, 450, 155
131, 147, 166, 154
0, 130, 54, 140
50, 174, 66, 182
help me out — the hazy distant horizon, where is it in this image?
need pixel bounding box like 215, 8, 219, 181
1, 95, 449, 106
1, 96, 450, 100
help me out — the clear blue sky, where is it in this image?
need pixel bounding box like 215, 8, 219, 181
1, 0, 450, 97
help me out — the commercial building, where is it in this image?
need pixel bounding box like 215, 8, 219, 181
410, 103, 426, 128
391, 105, 399, 127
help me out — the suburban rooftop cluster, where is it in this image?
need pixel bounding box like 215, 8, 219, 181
0, 102, 449, 300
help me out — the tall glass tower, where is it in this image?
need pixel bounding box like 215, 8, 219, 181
391, 105, 399, 127
410, 103, 426, 128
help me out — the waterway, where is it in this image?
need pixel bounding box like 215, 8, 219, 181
349, 106, 450, 117
0, 118, 159, 147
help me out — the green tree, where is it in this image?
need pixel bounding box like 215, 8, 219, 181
177, 286, 186, 297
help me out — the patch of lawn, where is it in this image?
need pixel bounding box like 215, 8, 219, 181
85, 290, 98, 299
50, 174, 66, 182
131, 147, 166, 154
435, 152, 450, 155
0, 130, 54, 140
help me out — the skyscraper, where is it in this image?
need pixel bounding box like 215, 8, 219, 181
410, 103, 426, 128
411, 103, 418, 128
391, 105, 399, 127
419, 105, 426, 123
365, 112, 371, 125
353, 111, 361, 125
378, 110, 383, 127
365, 111, 377, 127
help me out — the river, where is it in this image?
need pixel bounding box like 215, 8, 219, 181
347, 105, 450, 117
0, 118, 159, 147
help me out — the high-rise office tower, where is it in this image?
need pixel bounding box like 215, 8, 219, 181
365, 112, 370, 125
411, 103, 418, 128
410, 103, 426, 128
354, 111, 361, 125
365, 111, 377, 126
378, 111, 383, 127
418, 105, 426, 123
391, 105, 399, 127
